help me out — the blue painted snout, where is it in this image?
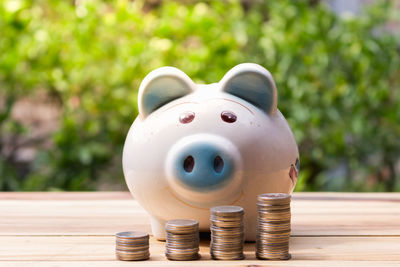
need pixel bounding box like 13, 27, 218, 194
172, 141, 234, 190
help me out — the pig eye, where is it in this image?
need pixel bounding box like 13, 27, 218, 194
179, 111, 195, 124
221, 111, 237, 123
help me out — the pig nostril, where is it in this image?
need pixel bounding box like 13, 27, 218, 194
183, 156, 195, 173
213, 156, 224, 173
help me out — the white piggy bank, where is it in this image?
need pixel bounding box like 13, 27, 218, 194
123, 63, 299, 241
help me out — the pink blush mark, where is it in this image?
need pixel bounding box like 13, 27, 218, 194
289, 164, 298, 186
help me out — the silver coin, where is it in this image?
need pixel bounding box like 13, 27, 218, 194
256, 193, 292, 261
210, 205, 245, 261
166, 219, 198, 229
258, 209, 291, 215
211, 214, 243, 220
257, 193, 291, 202
115, 231, 150, 261
116, 245, 149, 251
115, 240, 149, 245
210, 206, 244, 216
256, 252, 291, 260
116, 250, 150, 261
116, 255, 150, 261
257, 225, 291, 230
257, 203, 291, 209
166, 253, 200, 261
165, 219, 200, 261
258, 205, 290, 210
166, 233, 199, 239
116, 231, 149, 239
211, 251, 245, 260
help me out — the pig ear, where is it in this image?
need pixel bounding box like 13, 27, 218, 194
138, 67, 196, 118
219, 63, 277, 115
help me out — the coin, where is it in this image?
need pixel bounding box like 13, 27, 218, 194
210, 206, 244, 215
258, 193, 291, 204
165, 219, 200, 261
256, 193, 291, 260
116, 231, 149, 238
210, 205, 245, 260
115, 231, 150, 261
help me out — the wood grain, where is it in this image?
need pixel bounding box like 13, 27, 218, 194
1, 236, 399, 261
0, 192, 132, 200
1, 193, 399, 236
1, 192, 399, 266
1, 261, 400, 267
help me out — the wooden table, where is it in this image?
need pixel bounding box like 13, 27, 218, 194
1, 192, 399, 266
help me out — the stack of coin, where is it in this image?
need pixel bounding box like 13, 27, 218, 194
256, 193, 291, 260
165, 219, 200, 260
210, 206, 245, 260
115, 231, 150, 261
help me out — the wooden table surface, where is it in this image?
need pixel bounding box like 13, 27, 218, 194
1, 192, 400, 266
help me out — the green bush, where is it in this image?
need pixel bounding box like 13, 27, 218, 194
0, 0, 399, 191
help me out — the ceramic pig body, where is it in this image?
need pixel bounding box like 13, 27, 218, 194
123, 63, 299, 241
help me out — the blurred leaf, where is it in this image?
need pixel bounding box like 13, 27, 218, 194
0, 0, 399, 191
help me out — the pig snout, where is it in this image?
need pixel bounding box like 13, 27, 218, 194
165, 134, 243, 205
173, 139, 234, 189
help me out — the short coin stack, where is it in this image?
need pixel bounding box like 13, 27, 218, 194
256, 193, 291, 260
165, 219, 200, 260
115, 231, 150, 261
210, 206, 245, 260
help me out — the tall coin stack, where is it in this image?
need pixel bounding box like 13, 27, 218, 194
115, 231, 150, 261
210, 206, 245, 260
165, 219, 200, 260
256, 193, 291, 260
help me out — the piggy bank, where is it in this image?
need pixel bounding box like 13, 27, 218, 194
122, 63, 299, 241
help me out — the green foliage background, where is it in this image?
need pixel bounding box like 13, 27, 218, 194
0, 0, 399, 191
